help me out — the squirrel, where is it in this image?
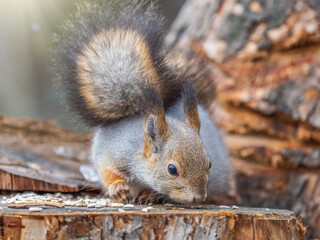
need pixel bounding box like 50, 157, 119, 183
52, 0, 233, 204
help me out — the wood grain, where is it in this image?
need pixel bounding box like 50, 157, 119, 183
0, 205, 305, 240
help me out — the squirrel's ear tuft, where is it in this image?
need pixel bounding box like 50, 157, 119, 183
144, 114, 169, 155
141, 82, 169, 157
182, 79, 201, 135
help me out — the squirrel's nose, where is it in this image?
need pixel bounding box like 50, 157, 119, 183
192, 197, 201, 203
192, 196, 204, 203
192, 192, 207, 203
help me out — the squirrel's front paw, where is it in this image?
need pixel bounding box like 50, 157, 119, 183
134, 189, 165, 204
108, 181, 130, 204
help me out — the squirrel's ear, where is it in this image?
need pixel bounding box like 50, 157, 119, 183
182, 79, 201, 135
144, 114, 169, 155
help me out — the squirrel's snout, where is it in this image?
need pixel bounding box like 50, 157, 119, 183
187, 178, 208, 203
171, 188, 207, 203
192, 196, 203, 203
187, 186, 207, 203
192, 192, 207, 203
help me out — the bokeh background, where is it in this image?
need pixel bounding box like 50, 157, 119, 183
0, 0, 185, 130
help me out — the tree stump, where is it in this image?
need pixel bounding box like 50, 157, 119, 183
166, 0, 320, 238
0, 204, 305, 240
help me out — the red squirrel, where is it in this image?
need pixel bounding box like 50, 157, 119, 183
53, 0, 233, 204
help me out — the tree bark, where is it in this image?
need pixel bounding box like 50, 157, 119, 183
0, 205, 305, 240
167, 0, 320, 238
0, 115, 99, 192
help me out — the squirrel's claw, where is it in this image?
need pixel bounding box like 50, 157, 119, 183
134, 189, 165, 205
109, 181, 131, 204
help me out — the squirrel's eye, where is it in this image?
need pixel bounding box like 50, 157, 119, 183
209, 162, 212, 169
168, 164, 178, 176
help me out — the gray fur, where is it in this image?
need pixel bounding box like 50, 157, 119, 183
92, 100, 231, 202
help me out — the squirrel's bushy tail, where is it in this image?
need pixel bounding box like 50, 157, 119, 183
52, 0, 215, 126
53, 0, 181, 125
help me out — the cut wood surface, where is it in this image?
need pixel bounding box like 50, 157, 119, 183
166, 0, 320, 238
0, 204, 305, 240
0, 115, 99, 192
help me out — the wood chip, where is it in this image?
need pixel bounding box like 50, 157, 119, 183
123, 204, 134, 208
8, 201, 64, 208
29, 207, 43, 212
107, 203, 124, 208
141, 207, 154, 212
219, 205, 230, 209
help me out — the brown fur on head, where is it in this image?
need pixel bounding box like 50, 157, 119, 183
143, 80, 210, 203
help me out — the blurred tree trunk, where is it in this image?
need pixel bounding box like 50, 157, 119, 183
166, 0, 320, 238
0, 115, 98, 192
